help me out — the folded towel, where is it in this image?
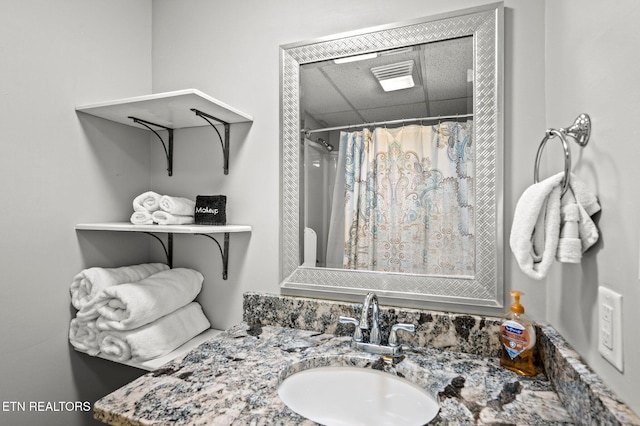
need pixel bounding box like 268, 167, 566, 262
159, 195, 195, 216
556, 193, 581, 263
556, 237, 582, 263
568, 177, 601, 253
510, 173, 564, 279
97, 302, 210, 362
69, 318, 100, 356
152, 210, 194, 225
569, 174, 601, 216
130, 211, 153, 225
70, 263, 170, 311
90, 268, 203, 331
133, 191, 162, 213
557, 211, 582, 262
511, 172, 600, 278
556, 176, 600, 262
577, 202, 600, 252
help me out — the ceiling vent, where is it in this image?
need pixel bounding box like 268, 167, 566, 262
371, 60, 418, 92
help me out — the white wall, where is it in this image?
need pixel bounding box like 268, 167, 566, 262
0, 1, 153, 425
150, 0, 548, 323
544, 0, 640, 414
152, 0, 640, 415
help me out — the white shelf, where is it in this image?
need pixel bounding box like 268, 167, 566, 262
75, 222, 252, 234
76, 222, 251, 280
85, 328, 224, 371
76, 88, 252, 176
76, 89, 253, 128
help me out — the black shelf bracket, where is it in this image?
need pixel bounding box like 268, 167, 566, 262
191, 108, 231, 175
143, 232, 174, 268
129, 116, 174, 176
140, 231, 232, 279
196, 233, 230, 280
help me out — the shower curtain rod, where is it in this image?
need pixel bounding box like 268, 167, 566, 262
302, 113, 474, 136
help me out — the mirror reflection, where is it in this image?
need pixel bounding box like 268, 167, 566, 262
280, 4, 503, 308
301, 37, 476, 276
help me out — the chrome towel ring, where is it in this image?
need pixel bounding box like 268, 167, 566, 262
534, 129, 571, 195
533, 114, 591, 195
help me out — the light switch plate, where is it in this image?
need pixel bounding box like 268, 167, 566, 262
598, 286, 623, 372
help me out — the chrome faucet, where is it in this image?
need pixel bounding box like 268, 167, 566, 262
359, 292, 381, 345
339, 292, 415, 356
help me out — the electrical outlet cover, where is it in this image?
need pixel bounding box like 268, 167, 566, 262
598, 286, 623, 372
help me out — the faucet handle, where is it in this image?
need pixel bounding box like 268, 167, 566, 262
339, 316, 363, 342
339, 316, 357, 325
388, 323, 415, 347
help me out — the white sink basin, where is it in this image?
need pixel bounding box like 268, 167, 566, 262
278, 366, 440, 425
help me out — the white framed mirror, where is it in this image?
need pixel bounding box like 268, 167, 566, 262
279, 3, 504, 308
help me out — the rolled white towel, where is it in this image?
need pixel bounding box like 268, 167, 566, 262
133, 191, 162, 213
159, 195, 196, 216
97, 302, 210, 362
69, 318, 100, 356
92, 268, 203, 331
130, 211, 153, 225
151, 210, 194, 225
70, 263, 170, 311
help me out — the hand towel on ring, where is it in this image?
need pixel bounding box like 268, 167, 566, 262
509, 173, 564, 280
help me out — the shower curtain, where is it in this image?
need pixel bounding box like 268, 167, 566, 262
326, 123, 475, 276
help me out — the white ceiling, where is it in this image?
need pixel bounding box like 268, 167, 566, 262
300, 36, 474, 130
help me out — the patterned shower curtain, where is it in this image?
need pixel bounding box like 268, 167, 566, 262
339, 122, 475, 276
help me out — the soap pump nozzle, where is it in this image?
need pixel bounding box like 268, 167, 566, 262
509, 290, 525, 315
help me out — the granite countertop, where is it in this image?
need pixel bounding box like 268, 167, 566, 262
94, 323, 574, 425
93, 293, 640, 425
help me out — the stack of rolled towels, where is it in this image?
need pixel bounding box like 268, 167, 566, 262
130, 191, 196, 225
68, 263, 210, 363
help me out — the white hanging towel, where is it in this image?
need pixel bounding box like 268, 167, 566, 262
510, 173, 565, 280
556, 194, 582, 263
510, 172, 600, 279
70, 263, 170, 310
97, 302, 210, 362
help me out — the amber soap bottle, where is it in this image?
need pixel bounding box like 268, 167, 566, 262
500, 290, 536, 376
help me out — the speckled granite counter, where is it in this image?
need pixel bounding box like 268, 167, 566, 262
95, 323, 572, 425
94, 293, 640, 425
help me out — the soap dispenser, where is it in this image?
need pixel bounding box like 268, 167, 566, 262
500, 290, 536, 376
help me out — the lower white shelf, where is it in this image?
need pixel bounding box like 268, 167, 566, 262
83, 328, 224, 371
